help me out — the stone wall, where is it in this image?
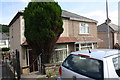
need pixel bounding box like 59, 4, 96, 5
44, 63, 61, 77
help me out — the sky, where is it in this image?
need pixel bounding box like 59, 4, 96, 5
0, 0, 119, 25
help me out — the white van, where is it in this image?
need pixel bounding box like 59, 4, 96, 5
58, 49, 120, 80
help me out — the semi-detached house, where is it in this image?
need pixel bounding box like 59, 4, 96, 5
9, 10, 102, 73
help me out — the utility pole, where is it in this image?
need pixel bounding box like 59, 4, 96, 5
106, 0, 110, 49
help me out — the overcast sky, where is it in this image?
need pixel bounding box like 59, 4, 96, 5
0, 0, 119, 25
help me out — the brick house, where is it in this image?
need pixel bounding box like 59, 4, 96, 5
9, 10, 102, 73
97, 20, 119, 49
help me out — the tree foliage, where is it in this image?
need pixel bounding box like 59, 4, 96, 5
0, 24, 9, 33
24, 2, 63, 64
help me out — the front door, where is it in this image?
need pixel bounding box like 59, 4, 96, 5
29, 50, 38, 72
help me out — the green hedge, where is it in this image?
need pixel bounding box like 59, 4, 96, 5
2, 47, 10, 51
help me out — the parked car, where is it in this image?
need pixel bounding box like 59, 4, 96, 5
57, 49, 120, 80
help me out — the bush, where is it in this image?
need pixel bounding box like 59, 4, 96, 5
2, 47, 10, 51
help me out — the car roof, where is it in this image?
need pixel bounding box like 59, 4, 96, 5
70, 49, 120, 60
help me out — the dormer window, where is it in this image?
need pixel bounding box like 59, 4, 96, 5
80, 23, 89, 34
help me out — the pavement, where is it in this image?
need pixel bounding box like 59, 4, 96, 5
2, 59, 15, 80
21, 71, 47, 79
21, 71, 57, 80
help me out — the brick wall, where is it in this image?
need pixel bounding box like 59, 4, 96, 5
98, 32, 114, 49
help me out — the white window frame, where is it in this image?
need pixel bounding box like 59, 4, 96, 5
75, 43, 96, 51
54, 44, 69, 62
80, 43, 92, 50
79, 23, 89, 34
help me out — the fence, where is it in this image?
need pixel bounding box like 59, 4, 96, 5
28, 53, 42, 73
10, 50, 21, 80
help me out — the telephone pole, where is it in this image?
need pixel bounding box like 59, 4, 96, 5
106, 0, 110, 49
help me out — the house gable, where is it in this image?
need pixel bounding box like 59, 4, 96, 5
97, 23, 114, 32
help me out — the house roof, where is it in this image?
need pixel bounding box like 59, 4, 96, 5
22, 36, 102, 46
109, 23, 118, 32
8, 10, 24, 27
9, 10, 97, 27
56, 37, 102, 43
22, 41, 28, 46
56, 37, 77, 43
62, 10, 97, 23
97, 22, 118, 32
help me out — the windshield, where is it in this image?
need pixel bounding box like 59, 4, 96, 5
62, 54, 103, 79
113, 56, 120, 77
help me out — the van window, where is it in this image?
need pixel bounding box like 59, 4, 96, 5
113, 56, 120, 77
62, 54, 103, 79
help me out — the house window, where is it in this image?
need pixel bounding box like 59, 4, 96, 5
51, 44, 68, 63
93, 43, 97, 49
80, 23, 89, 34
75, 44, 79, 51
81, 43, 92, 50
54, 49, 67, 62
75, 43, 97, 51
11, 28, 13, 38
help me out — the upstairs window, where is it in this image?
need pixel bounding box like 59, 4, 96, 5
80, 23, 89, 34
